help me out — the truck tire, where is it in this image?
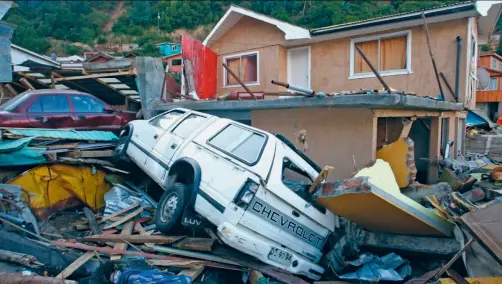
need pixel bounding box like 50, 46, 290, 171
113, 126, 132, 163
155, 182, 189, 233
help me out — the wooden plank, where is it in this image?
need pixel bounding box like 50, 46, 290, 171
178, 266, 204, 280
373, 109, 442, 118
0, 273, 77, 284
110, 221, 134, 261
52, 71, 93, 94
53, 71, 131, 82
63, 150, 114, 158
51, 241, 244, 271
84, 234, 184, 244
104, 207, 143, 229
99, 202, 140, 224
148, 259, 205, 268
56, 251, 94, 279
4, 84, 17, 96
151, 245, 240, 266
173, 237, 215, 252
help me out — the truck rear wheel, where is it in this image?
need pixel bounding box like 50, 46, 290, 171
113, 125, 132, 164
155, 182, 189, 233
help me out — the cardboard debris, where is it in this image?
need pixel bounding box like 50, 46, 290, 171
314, 159, 454, 237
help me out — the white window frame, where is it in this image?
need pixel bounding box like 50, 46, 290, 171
287, 46, 311, 89
492, 58, 497, 69
349, 30, 412, 80
489, 77, 498, 90
223, 51, 260, 88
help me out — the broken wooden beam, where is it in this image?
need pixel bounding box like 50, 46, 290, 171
0, 272, 77, 284
56, 251, 94, 279
19, 78, 35, 90
83, 234, 184, 244
51, 241, 244, 271
148, 259, 206, 269
173, 237, 215, 252
0, 249, 43, 268
178, 266, 204, 280
151, 245, 240, 266
98, 202, 140, 224
103, 207, 143, 229
110, 221, 134, 261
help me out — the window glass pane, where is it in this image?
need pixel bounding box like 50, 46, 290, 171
226, 58, 240, 85
28, 98, 43, 112
40, 95, 71, 113
153, 110, 184, 130
490, 78, 498, 90
71, 95, 105, 113
209, 124, 266, 164
354, 40, 378, 73
171, 114, 205, 139
380, 36, 407, 71
242, 54, 257, 83
171, 59, 182, 66
492, 58, 497, 69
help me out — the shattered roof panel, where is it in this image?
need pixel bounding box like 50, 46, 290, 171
2, 128, 119, 142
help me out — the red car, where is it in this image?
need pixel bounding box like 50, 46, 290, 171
0, 89, 136, 133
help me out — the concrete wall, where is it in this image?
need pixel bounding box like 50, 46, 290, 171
251, 107, 375, 180
309, 18, 469, 103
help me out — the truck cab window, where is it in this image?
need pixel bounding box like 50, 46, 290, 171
282, 158, 325, 213
152, 110, 184, 130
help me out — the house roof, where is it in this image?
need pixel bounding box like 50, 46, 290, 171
480, 51, 502, 61
204, 2, 501, 46
85, 52, 114, 62
11, 44, 60, 67
311, 1, 476, 35
203, 4, 310, 46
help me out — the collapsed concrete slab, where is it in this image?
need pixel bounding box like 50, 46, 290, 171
314, 159, 454, 237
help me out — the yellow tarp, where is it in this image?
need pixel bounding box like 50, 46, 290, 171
376, 138, 415, 188
7, 164, 112, 220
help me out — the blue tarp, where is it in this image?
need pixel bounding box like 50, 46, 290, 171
0, 137, 46, 166
467, 110, 497, 128
2, 128, 119, 142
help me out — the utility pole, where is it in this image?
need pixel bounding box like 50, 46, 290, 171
157, 11, 160, 32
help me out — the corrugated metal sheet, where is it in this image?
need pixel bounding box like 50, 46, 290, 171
0, 21, 13, 83
0, 137, 33, 153
182, 35, 217, 100
2, 128, 119, 141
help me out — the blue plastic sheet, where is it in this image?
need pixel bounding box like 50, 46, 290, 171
114, 269, 192, 284
339, 252, 411, 282
0, 137, 46, 166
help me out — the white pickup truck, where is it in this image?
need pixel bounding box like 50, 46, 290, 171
114, 108, 335, 280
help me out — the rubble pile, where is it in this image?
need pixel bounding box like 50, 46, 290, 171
0, 123, 499, 284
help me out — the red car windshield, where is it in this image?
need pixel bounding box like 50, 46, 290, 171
0, 93, 32, 111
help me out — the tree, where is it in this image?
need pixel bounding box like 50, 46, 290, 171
129, 1, 153, 26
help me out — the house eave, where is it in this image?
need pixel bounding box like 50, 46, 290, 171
311, 2, 477, 36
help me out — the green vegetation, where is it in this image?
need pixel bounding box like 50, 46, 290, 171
4, 1, 490, 56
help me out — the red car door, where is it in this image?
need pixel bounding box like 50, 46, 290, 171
27, 94, 76, 128
69, 94, 120, 132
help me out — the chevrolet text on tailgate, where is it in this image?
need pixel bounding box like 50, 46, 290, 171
114, 108, 335, 280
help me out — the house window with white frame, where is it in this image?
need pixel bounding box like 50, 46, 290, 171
489, 77, 498, 90
492, 58, 497, 70
351, 31, 411, 78
224, 52, 259, 86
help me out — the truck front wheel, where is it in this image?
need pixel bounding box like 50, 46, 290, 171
154, 182, 189, 233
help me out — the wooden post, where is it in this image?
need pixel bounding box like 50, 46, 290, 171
222, 63, 257, 100
50, 72, 56, 89
19, 78, 35, 90
354, 45, 391, 93
4, 84, 17, 96
422, 12, 445, 100
428, 117, 441, 183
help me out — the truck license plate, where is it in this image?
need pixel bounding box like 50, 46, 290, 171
268, 247, 292, 267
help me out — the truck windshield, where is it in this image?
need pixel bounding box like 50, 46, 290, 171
0, 93, 31, 111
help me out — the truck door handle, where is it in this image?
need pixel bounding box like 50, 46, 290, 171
170, 144, 177, 149
77, 115, 86, 120
292, 210, 300, 218
154, 134, 159, 139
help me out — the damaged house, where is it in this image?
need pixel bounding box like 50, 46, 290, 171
155, 2, 502, 184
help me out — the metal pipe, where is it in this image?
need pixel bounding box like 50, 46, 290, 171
271, 80, 314, 95
354, 45, 391, 93
455, 36, 462, 100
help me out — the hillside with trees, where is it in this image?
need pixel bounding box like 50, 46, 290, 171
4, 1, 472, 56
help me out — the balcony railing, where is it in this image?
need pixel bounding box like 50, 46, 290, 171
476, 90, 502, 102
